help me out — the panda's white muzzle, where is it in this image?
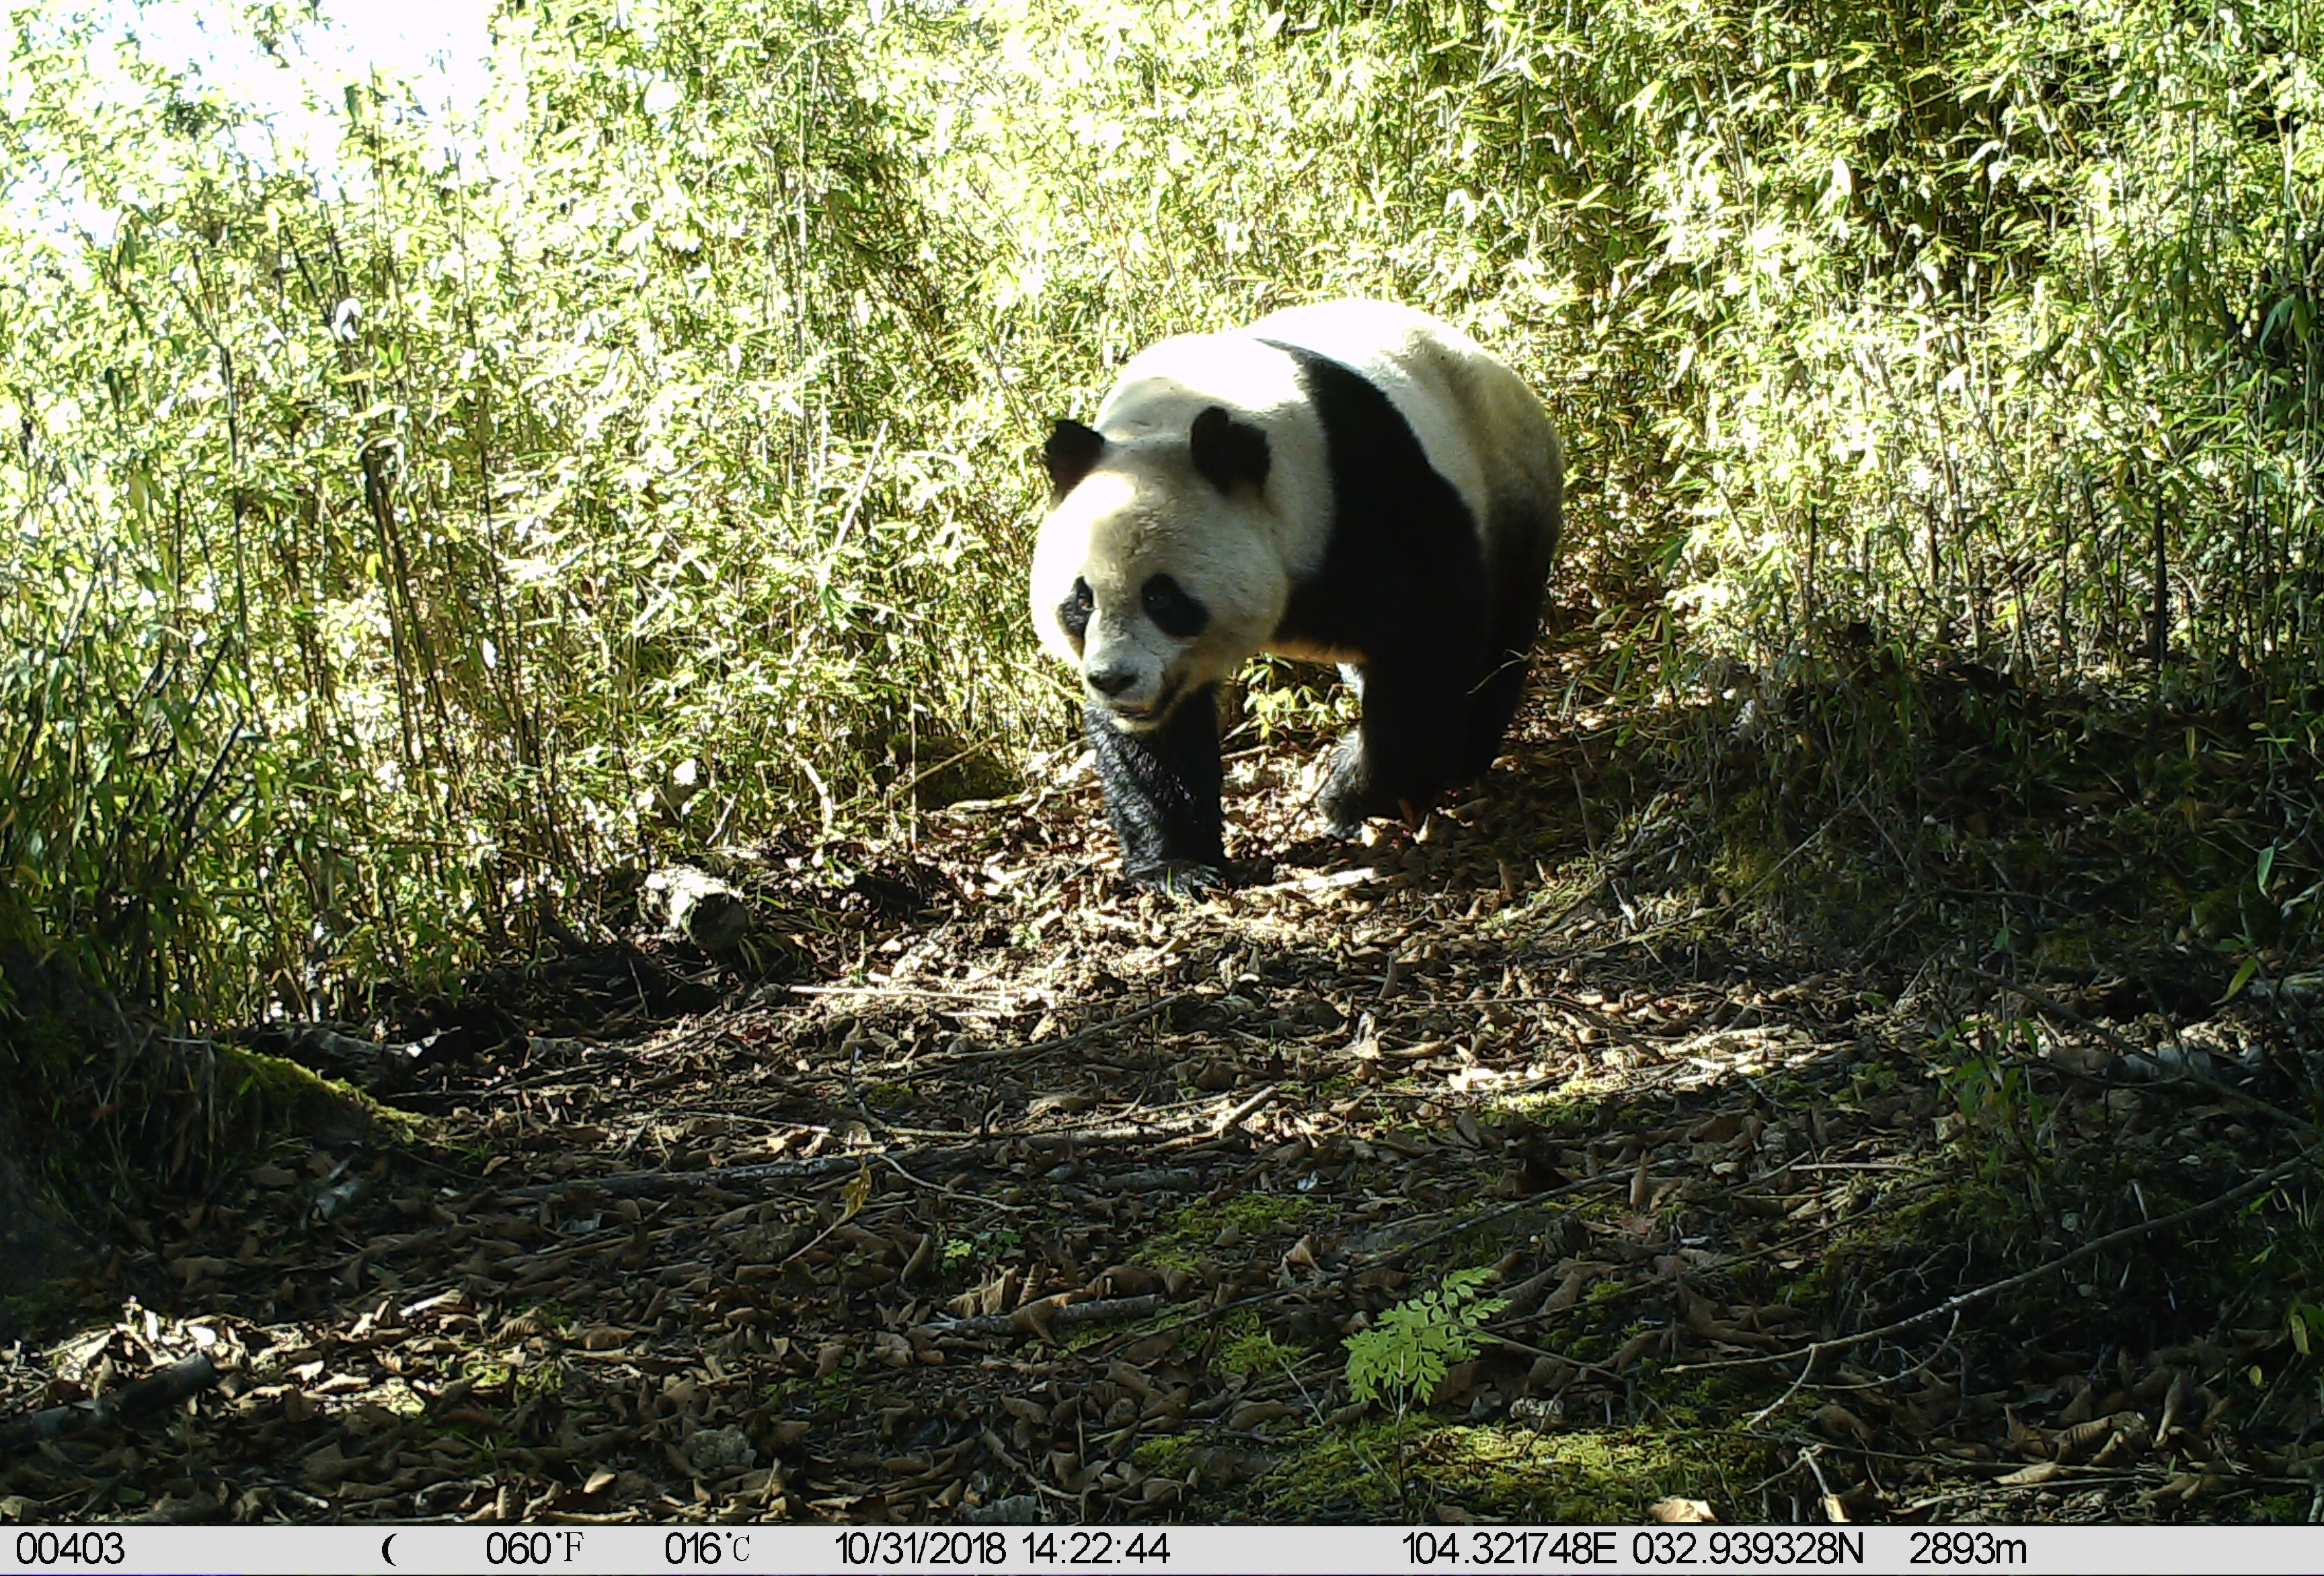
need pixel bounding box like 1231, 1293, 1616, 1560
1086, 663, 1141, 700
1089, 677, 1179, 728
1079, 615, 1183, 724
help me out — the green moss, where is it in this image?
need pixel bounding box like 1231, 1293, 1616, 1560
1151, 1192, 1319, 1257
1215, 1313, 1311, 1375
859, 1080, 917, 1112
1849, 1062, 1898, 1096
459, 1353, 518, 1392
1130, 1433, 1198, 1476
812, 1350, 867, 1410
1, 1019, 399, 1265
939, 1226, 1024, 1284
1485, 1076, 1629, 1129
0, 1279, 88, 1343
1443, 1423, 1764, 1522
1231, 1417, 1765, 1522
2031, 925, 2106, 974
515, 1362, 569, 1401
215, 1046, 420, 1142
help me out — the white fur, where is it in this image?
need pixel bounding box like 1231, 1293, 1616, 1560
1030, 301, 1559, 727
1244, 301, 1563, 554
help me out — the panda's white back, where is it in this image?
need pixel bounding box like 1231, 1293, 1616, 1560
1256, 301, 1557, 537
1097, 301, 1555, 568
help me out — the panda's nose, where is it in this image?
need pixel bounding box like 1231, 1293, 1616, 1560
1086, 664, 1138, 697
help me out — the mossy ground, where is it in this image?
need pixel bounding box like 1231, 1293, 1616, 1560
1212, 1417, 1767, 1523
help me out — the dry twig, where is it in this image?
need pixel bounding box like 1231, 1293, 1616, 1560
0, 1353, 219, 1452
1670, 1142, 2321, 1386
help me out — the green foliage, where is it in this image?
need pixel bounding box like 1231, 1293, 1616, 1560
0, 0, 1047, 1020
1343, 1267, 1509, 1411
1, 0, 2320, 1031
1940, 1038, 2051, 1173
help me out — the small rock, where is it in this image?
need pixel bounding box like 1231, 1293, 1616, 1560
959, 1493, 1048, 1524
684, 1425, 755, 1475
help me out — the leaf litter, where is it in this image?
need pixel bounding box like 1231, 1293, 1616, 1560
3, 683, 2321, 1527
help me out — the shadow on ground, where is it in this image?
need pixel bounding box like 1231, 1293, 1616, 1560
4, 678, 2321, 1526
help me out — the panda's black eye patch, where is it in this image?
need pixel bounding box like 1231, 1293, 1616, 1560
1141, 574, 1208, 637
1058, 577, 1093, 644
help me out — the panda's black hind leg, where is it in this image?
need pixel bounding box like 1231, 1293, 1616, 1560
1087, 686, 1229, 892
1458, 525, 1555, 783
1458, 618, 1543, 785
1317, 658, 1469, 838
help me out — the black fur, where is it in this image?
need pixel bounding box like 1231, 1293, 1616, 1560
1044, 420, 1106, 496
1141, 574, 1208, 638
1087, 684, 1225, 883
1460, 498, 1558, 781
1058, 576, 1093, 647
1081, 344, 1555, 891
1263, 342, 1555, 834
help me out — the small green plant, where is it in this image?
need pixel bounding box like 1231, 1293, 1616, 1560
1343, 1267, 1508, 1413
1941, 1046, 2048, 1177
1340, 1267, 1510, 1517
2285, 1300, 2324, 1358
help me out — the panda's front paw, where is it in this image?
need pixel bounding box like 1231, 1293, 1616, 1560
1126, 859, 1233, 900
1317, 732, 1371, 839
1318, 776, 1372, 841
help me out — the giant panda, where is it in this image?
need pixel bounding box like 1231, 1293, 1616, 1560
1029, 299, 1565, 893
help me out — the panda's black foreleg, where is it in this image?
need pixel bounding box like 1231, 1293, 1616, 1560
1317, 658, 1470, 839
1087, 686, 1228, 892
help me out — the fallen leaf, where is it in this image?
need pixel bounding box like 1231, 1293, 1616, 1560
1994, 1460, 2065, 1487
1648, 1497, 1717, 1524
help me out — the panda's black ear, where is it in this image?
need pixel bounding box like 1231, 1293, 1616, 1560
1189, 405, 1270, 496
1043, 420, 1106, 496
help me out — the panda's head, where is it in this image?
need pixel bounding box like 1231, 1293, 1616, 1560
1029, 404, 1284, 732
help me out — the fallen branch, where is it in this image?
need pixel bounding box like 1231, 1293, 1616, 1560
0, 1353, 219, 1452
234, 1022, 438, 1089
788, 983, 1017, 1004
496, 1152, 885, 1201
1209, 1082, 1279, 1137
921, 1292, 1167, 1340
1670, 1142, 2322, 1386
930, 992, 1196, 1068
1240, 867, 1386, 897
498, 1110, 1236, 1204
1378, 1169, 1641, 1265
1963, 965, 2318, 1137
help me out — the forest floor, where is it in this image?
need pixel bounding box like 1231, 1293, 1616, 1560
5, 665, 2323, 1528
